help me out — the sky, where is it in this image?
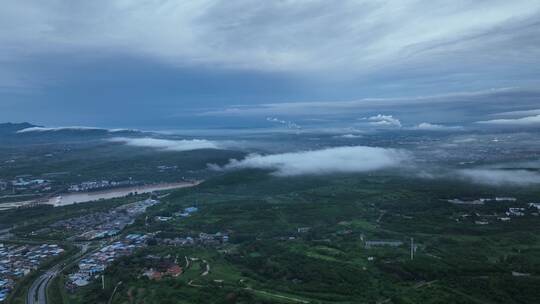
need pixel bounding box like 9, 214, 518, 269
1, 0, 540, 130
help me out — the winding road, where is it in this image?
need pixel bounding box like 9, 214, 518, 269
27, 243, 89, 304
26, 265, 60, 304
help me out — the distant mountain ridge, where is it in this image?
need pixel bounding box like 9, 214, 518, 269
0, 122, 142, 145
0, 122, 140, 134
0, 122, 39, 134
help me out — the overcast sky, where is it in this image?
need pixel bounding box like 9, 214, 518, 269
1, 0, 539, 129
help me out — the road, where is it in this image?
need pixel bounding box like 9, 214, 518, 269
0, 227, 13, 240
201, 259, 210, 276
27, 243, 89, 304
107, 281, 122, 304
244, 287, 310, 304
27, 265, 60, 304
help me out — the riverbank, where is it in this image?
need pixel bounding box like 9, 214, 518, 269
0, 181, 201, 210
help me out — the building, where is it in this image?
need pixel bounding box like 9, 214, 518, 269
506, 208, 525, 217
0, 243, 64, 300
495, 197, 517, 202
529, 203, 540, 210
166, 265, 183, 277
174, 206, 198, 217
297, 227, 311, 233
155, 216, 172, 222
365, 240, 403, 248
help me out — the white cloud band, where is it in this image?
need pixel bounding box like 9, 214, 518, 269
110, 137, 220, 151
214, 146, 409, 176
477, 114, 540, 126
458, 169, 540, 186
412, 122, 463, 131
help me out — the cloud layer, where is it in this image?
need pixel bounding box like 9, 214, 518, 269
1, 1, 540, 91
1, 2, 540, 127
266, 117, 301, 129
477, 114, 540, 126
199, 88, 540, 124
110, 137, 220, 151
337, 134, 363, 139
457, 169, 540, 186
367, 114, 402, 128
412, 122, 463, 131
17, 126, 134, 133
215, 146, 409, 176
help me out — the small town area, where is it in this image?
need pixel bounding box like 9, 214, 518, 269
66, 234, 149, 289
41, 199, 160, 240
0, 243, 64, 301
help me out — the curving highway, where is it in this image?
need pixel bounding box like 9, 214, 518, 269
26, 265, 60, 304
27, 243, 88, 304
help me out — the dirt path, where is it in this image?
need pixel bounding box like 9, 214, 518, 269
244, 287, 310, 304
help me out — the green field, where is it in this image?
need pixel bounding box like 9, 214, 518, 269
44, 170, 540, 303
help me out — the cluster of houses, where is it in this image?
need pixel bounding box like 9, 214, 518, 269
471, 204, 540, 225
500, 204, 540, 218
506, 207, 526, 217
66, 234, 149, 290
48, 199, 159, 240
141, 255, 183, 281
156, 165, 178, 172
0, 177, 51, 193
447, 197, 540, 225
159, 232, 229, 247
365, 240, 404, 248
68, 179, 138, 192
497, 204, 539, 221
155, 206, 199, 222
198, 232, 229, 246
0, 243, 64, 302
447, 197, 517, 205
528, 203, 540, 211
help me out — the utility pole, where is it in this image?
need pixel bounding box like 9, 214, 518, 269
102, 274, 105, 290
410, 237, 414, 260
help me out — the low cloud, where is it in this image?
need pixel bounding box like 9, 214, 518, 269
492, 109, 540, 117
199, 88, 525, 118
367, 114, 402, 128
213, 146, 409, 176
266, 117, 301, 129
110, 137, 220, 151
412, 122, 463, 131
16, 126, 135, 133
476, 114, 540, 126
336, 134, 363, 139
458, 169, 540, 186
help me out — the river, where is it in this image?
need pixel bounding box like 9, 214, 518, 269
0, 181, 200, 210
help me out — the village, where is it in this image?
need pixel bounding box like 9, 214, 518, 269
65, 228, 227, 290
38, 199, 160, 240
55, 201, 230, 291
448, 197, 540, 225
0, 243, 64, 302
0, 176, 142, 194
67, 179, 139, 192
446, 196, 517, 205
6, 186, 539, 303
66, 234, 149, 289
0, 177, 52, 194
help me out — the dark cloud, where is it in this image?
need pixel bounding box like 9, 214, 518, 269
199, 88, 540, 129
0, 1, 539, 127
